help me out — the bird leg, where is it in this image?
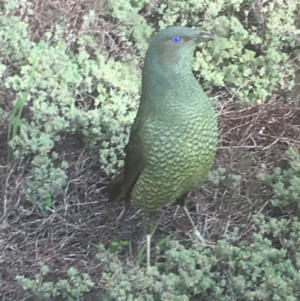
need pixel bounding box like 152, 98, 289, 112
142, 210, 154, 269
175, 193, 205, 242
146, 234, 151, 269
182, 205, 196, 228
182, 205, 205, 242
173, 205, 180, 218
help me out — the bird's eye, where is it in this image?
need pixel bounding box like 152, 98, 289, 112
171, 35, 181, 44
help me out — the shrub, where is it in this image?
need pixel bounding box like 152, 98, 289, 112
153, 0, 299, 101
16, 265, 95, 300
1, 3, 140, 204
258, 148, 300, 209
97, 216, 300, 301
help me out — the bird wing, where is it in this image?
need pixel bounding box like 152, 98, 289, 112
107, 117, 145, 209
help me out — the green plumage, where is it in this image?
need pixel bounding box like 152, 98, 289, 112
108, 26, 218, 265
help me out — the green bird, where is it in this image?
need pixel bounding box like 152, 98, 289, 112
108, 26, 218, 268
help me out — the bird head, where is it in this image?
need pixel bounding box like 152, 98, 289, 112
146, 26, 214, 71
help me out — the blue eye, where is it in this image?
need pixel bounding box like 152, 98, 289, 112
171, 35, 181, 44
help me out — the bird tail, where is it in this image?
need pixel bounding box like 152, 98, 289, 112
107, 171, 125, 203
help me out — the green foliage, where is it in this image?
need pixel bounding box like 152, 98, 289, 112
1, 2, 140, 203
258, 148, 300, 209
106, 0, 153, 53
150, 0, 299, 101
7, 54, 38, 161
16, 265, 95, 300
207, 166, 242, 190
97, 214, 300, 301
109, 239, 130, 254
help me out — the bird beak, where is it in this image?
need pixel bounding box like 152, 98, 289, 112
193, 31, 214, 43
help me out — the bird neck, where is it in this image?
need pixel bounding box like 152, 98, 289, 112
139, 54, 210, 123
141, 51, 197, 104
144, 49, 194, 77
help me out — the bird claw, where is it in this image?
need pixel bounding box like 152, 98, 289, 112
190, 228, 204, 241
189, 228, 214, 245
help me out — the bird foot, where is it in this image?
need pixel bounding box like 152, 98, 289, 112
191, 227, 204, 241
189, 228, 214, 245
